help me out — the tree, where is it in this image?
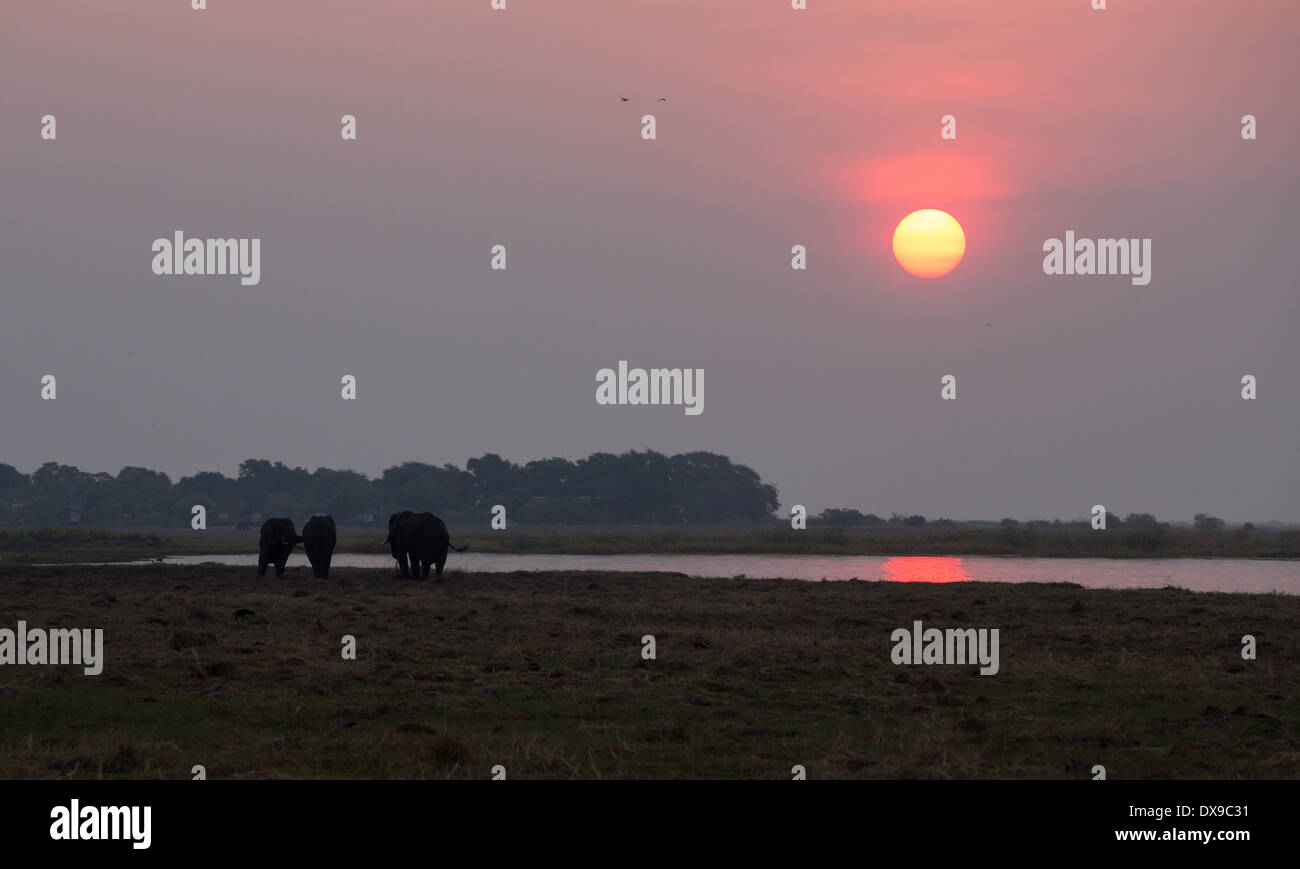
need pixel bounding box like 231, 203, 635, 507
1194, 513, 1226, 531
31, 462, 97, 506
0, 464, 28, 493
819, 508, 867, 526
237, 460, 310, 508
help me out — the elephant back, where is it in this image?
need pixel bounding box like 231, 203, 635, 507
260, 517, 297, 545
304, 515, 336, 543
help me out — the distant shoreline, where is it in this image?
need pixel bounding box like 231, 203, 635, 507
2, 524, 1298, 564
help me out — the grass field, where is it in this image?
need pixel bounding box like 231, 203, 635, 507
4, 523, 1300, 564
1, 563, 1295, 779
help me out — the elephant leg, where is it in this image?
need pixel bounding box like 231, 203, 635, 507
397, 551, 410, 577
421, 558, 432, 579
435, 555, 446, 579
257, 553, 269, 577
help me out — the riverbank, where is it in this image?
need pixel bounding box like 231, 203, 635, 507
4, 524, 1299, 564
1, 564, 1295, 778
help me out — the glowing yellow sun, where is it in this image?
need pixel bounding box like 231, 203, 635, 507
892, 209, 966, 278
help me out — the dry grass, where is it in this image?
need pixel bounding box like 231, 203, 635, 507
0, 563, 1296, 779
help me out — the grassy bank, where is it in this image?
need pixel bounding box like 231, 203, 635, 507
0, 564, 1295, 778
451, 525, 1300, 559
4, 524, 1299, 564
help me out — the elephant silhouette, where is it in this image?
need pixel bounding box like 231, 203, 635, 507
384, 511, 466, 579
257, 517, 302, 577
302, 515, 337, 579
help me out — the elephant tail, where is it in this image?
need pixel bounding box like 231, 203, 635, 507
449, 542, 468, 552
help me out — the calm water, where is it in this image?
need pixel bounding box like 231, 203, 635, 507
97, 553, 1299, 594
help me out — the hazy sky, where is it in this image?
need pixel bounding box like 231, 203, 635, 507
2, 0, 1297, 522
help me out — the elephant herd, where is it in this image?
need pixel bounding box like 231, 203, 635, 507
256, 512, 465, 580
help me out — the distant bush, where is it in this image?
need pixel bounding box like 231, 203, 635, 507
1194, 513, 1227, 531
818, 508, 885, 527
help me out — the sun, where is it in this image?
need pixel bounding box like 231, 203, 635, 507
892, 209, 966, 278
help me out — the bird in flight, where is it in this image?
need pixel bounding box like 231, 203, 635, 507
657, 98, 667, 102
618, 97, 629, 101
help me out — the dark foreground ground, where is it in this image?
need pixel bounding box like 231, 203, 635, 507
1, 564, 1296, 779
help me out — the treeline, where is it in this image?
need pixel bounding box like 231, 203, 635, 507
811, 508, 1236, 531
0, 451, 780, 527
0, 455, 1256, 531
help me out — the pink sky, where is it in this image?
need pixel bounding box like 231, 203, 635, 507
2, 0, 1297, 521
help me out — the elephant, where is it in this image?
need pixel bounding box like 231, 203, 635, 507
384, 511, 466, 579
302, 515, 337, 579
257, 517, 302, 577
